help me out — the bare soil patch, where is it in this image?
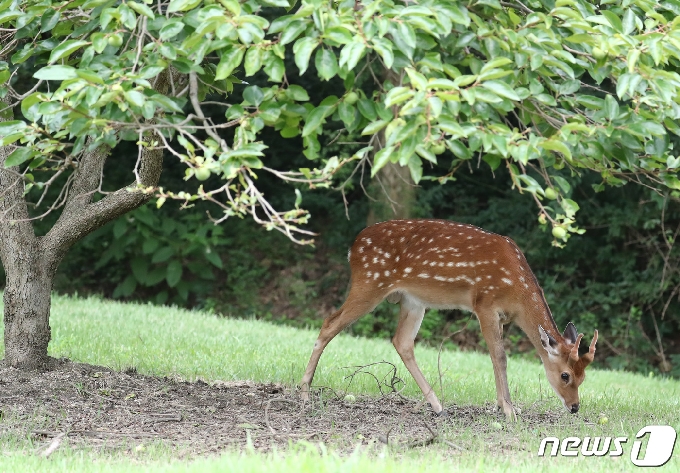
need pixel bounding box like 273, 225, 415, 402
0, 359, 568, 458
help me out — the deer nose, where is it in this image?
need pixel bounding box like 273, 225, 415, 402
570, 403, 580, 414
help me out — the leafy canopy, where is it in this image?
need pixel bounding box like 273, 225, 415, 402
1, 0, 680, 243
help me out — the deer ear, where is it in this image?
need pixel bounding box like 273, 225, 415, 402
539, 325, 560, 356
563, 322, 578, 345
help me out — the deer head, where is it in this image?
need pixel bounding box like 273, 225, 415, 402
539, 323, 598, 413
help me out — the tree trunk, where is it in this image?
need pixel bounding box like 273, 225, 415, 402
366, 162, 416, 225
0, 71, 170, 369
366, 68, 416, 225
2, 245, 56, 369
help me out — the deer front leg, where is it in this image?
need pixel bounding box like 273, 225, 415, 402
392, 301, 445, 415
301, 290, 384, 401
478, 313, 516, 421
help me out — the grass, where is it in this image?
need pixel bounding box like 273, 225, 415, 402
1, 293, 680, 472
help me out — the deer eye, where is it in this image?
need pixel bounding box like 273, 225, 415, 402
561, 372, 570, 383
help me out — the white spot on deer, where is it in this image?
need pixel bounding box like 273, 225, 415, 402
359, 247, 364, 253
373, 272, 380, 280
492, 259, 498, 264
524, 283, 529, 289
388, 283, 394, 287
434, 275, 447, 281
421, 237, 427, 242
487, 275, 492, 279
373, 257, 378, 263
390, 239, 394, 244
362, 256, 367, 262
384, 270, 390, 277
385, 252, 391, 258
467, 236, 473, 240
378, 282, 384, 287
519, 276, 526, 283
423, 260, 429, 265
475, 276, 482, 282
532, 293, 538, 301
501, 278, 513, 285
445, 236, 451, 239
438, 262, 444, 266
364, 263, 369, 268
456, 262, 468, 267
418, 273, 430, 279
501, 267, 510, 275
395, 256, 400, 262
404, 267, 413, 274
365, 238, 372, 244
489, 286, 495, 290
428, 238, 434, 243
380, 259, 386, 265
400, 237, 405, 242
367, 271, 372, 277
430, 262, 437, 266
387, 230, 393, 236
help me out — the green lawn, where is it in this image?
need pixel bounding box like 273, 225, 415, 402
1, 294, 679, 472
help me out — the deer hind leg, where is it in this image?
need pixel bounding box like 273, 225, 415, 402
300, 288, 385, 401
477, 308, 516, 420
391, 298, 444, 415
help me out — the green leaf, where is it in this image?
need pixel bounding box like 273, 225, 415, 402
302, 106, 330, 137
315, 48, 338, 81
4, 147, 36, 168
603, 94, 619, 122
361, 119, 388, 136
40, 9, 60, 33
293, 37, 317, 75
287, 85, 309, 101
129, 1, 155, 19
159, 20, 185, 40
372, 38, 394, 69
152, 247, 174, 264
33, 65, 78, 80
339, 41, 365, 70
280, 19, 307, 45
49, 40, 89, 64
167, 0, 201, 13
215, 47, 245, 80
541, 139, 572, 162
0, 120, 27, 139
244, 47, 263, 76
204, 247, 223, 268
124, 90, 146, 108
408, 155, 423, 183
166, 260, 183, 287
480, 81, 520, 101
243, 85, 264, 106
482, 154, 501, 171
372, 146, 394, 176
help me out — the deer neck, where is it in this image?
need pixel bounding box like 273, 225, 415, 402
513, 294, 561, 362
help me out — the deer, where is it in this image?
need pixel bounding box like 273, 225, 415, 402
300, 219, 598, 419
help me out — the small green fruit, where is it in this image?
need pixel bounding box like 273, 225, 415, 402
343, 394, 356, 403
108, 34, 123, 48
552, 226, 567, 239
544, 188, 558, 200
598, 416, 608, 425
344, 91, 359, 105
194, 167, 211, 181
432, 143, 446, 155
592, 47, 606, 59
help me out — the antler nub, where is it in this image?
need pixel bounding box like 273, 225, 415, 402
581, 330, 598, 367
568, 333, 584, 366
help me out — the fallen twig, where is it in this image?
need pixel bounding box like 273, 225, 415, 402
40, 432, 65, 458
